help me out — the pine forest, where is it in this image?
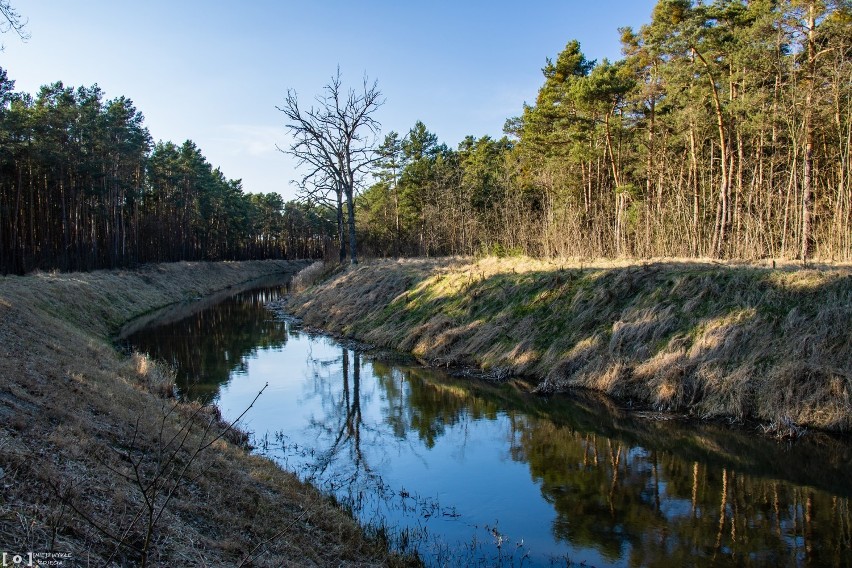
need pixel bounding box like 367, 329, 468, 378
1, 0, 850, 275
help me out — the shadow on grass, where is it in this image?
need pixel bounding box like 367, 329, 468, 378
306, 260, 851, 431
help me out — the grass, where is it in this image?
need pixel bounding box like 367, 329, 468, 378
283, 257, 852, 432
0, 260, 415, 566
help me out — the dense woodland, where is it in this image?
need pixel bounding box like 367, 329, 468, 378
0, 69, 335, 274
357, 0, 851, 261
1, 0, 850, 275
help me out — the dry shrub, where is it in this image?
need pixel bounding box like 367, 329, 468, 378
291, 260, 338, 292
129, 352, 176, 398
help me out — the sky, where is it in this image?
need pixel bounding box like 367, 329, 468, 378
1, 1, 658, 200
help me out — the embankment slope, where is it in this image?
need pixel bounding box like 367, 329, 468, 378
0, 260, 409, 566
285, 257, 852, 432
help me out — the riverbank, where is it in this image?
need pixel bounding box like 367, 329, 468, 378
282, 257, 852, 433
0, 261, 413, 566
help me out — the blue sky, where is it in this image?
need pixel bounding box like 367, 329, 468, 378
1, 1, 657, 199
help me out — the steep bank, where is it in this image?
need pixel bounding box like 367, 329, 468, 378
0, 260, 411, 566
284, 257, 852, 432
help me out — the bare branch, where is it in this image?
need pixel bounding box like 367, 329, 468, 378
277, 69, 383, 263
0, 0, 29, 43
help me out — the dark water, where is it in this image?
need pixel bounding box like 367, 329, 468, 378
126, 285, 852, 567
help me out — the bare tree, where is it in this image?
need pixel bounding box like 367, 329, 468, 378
278, 68, 383, 264
0, 0, 28, 49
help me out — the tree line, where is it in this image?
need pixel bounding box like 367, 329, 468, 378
0, 68, 336, 275
4, 0, 849, 274
355, 0, 851, 261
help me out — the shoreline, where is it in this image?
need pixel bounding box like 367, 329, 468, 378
0, 260, 412, 567
283, 256, 852, 433
265, 306, 852, 495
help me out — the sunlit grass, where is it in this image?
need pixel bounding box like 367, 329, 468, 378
286, 256, 852, 432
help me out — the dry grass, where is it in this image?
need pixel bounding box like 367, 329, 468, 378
0, 260, 412, 566
284, 256, 852, 432
290, 261, 343, 293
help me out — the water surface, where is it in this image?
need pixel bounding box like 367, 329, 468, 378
126, 285, 852, 567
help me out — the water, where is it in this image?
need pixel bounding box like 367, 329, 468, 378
125, 284, 852, 567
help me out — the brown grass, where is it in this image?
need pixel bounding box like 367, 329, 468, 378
0, 260, 412, 566
283, 257, 852, 432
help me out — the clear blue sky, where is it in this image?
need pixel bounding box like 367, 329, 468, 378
1, 1, 657, 200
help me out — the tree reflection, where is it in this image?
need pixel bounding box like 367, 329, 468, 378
127, 287, 289, 403
371, 362, 500, 448
130, 299, 852, 566
307, 348, 368, 480
299, 344, 397, 513
367, 364, 852, 566
505, 411, 852, 566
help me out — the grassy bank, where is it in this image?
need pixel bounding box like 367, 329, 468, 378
0, 260, 411, 566
284, 257, 852, 432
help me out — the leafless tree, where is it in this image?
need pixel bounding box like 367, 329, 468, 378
278, 68, 383, 264
0, 0, 28, 49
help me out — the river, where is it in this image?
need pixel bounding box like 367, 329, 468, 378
124, 282, 852, 567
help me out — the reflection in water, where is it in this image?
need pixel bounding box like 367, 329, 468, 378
127, 287, 289, 403
512, 415, 852, 567
128, 287, 852, 567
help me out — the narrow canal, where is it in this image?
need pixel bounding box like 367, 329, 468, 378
124, 282, 852, 567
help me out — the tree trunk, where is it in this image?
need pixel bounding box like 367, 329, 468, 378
693, 47, 730, 258
336, 188, 346, 264
801, 3, 816, 262
345, 182, 358, 265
